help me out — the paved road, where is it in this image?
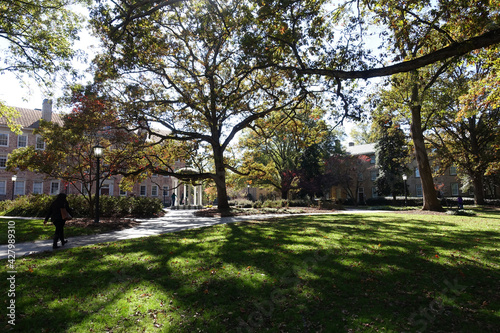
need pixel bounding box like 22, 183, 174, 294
1, 209, 387, 260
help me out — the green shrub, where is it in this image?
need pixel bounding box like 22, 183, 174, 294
130, 197, 164, 217
67, 195, 90, 218
288, 199, 312, 207
1, 194, 54, 217
229, 199, 253, 208
1, 194, 163, 218
262, 199, 288, 208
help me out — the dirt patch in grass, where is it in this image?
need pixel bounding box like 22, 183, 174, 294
66, 217, 141, 231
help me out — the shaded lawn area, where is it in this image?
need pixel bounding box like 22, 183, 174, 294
0, 218, 140, 244
1, 212, 499, 332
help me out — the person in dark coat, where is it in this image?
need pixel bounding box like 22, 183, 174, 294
44, 193, 73, 249
171, 192, 177, 206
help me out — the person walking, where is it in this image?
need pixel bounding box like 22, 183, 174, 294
44, 193, 73, 249
171, 192, 177, 207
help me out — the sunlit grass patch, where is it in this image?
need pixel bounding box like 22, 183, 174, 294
2, 211, 499, 332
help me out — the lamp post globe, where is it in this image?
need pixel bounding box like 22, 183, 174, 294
402, 174, 408, 207
93, 145, 103, 223
11, 175, 17, 200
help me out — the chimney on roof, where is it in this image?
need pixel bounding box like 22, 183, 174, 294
42, 99, 52, 122
349, 142, 355, 147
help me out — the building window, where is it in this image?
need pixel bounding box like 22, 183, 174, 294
14, 180, 25, 196
50, 181, 60, 195
0, 155, 7, 168
371, 170, 377, 181
451, 183, 459, 196
33, 181, 43, 194
415, 168, 420, 178
370, 155, 376, 164
151, 185, 158, 196
416, 184, 423, 197
0, 132, 9, 146
358, 172, 364, 181
101, 184, 110, 196
17, 135, 27, 148
120, 189, 127, 196
358, 187, 364, 200
0, 181, 6, 195
36, 136, 45, 150
372, 187, 378, 198
163, 186, 169, 196
140, 185, 147, 196
450, 165, 457, 176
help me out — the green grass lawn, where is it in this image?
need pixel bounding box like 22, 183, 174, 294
2, 211, 499, 332
0, 218, 136, 244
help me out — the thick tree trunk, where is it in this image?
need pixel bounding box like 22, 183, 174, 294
473, 173, 485, 205
410, 104, 443, 211
213, 146, 230, 215
281, 190, 288, 200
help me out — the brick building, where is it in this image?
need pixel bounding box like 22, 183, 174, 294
0, 100, 189, 205
329, 142, 498, 203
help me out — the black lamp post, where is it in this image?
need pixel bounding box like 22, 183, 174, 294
402, 174, 408, 207
11, 175, 17, 200
93, 145, 103, 223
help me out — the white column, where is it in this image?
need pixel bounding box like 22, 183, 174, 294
183, 183, 187, 205
193, 184, 197, 206
197, 185, 203, 206
173, 178, 178, 206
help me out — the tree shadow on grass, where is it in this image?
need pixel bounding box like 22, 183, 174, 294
1, 213, 499, 332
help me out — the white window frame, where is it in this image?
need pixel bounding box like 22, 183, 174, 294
33, 181, 43, 194
50, 181, 60, 195
415, 168, 420, 178
120, 189, 127, 196
371, 170, 377, 181
0, 132, 9, 147
451, 183, 459, 196
450, 165, 457, 176
17, 134, 28, 148
151, 185, 158, 196
14, 180, 25, 196
0, 180, 6, 195
36, 136, 45, 150
0, 155, 7, 169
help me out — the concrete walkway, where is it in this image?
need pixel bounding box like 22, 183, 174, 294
1, 208, 387, 260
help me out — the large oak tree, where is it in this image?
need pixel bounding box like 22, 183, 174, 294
90, 0, 500, 211
91, 0, 310, 213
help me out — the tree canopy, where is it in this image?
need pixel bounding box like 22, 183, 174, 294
86, 0, 500, 212
90, 0, 314, 213
0, 0, 89, 83
7, 87, 147, 212
0, 0, 90, 131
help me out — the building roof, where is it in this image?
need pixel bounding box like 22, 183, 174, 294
0, 106, 64, 129
346, 143, 376, 156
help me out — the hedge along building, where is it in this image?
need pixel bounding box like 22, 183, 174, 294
0, 99, 190, 205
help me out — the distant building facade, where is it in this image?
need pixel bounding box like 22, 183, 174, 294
329, 142, 498, 203
0, 100, 190, 205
